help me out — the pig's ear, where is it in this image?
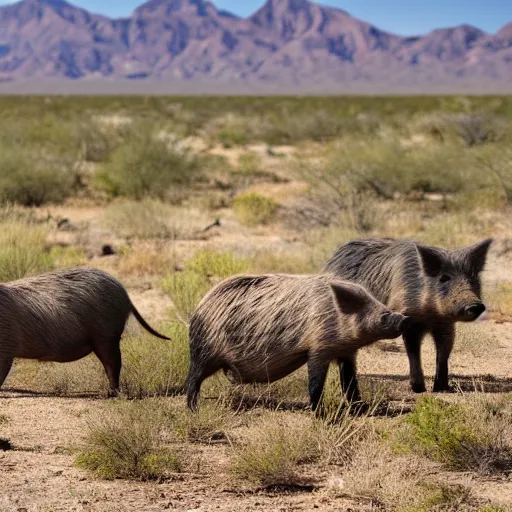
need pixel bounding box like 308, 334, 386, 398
416, 244, 444, 277
458, 238, 493, 274
330, 281, 367, 315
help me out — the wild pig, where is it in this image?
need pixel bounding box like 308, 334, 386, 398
186, 274, 412, 411
324, 238, 492, 393
0, 267, 170, 395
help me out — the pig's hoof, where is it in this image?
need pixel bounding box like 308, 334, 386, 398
411, 382, 426, 393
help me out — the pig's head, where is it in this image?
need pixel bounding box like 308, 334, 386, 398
416, 238, 492, 322
330, 280, 414, 342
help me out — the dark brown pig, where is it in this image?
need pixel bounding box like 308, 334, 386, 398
324, 238, 492, 393
0, 267, 170, 395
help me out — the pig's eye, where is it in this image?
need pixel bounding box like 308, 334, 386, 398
439, 274, 452, 284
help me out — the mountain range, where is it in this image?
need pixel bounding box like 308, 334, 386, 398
0, 0, 511, 93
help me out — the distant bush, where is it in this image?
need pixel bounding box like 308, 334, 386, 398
95, 129, 203, 201
414, 111, 509, 147
104, 199, 211, 240
0, 145, 75, 206
186, 248, 250, 278
233, 192, 279, 226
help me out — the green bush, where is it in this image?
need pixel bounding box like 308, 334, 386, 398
402, 396, 512, 473
233, 192, 279, 226
161, 270, 211, 324
95, 129, 203, 201
76, 400, 181, 481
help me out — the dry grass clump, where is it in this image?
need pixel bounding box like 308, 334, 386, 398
170, 400, 240, 444
230, 399, 380, 487
230, 413, 321, 487
76, 400, 181, 481
395, 395, 512, 474
339, 436, 475, 511
0, 215, 54, 282
453, 323, 499, 357
117, 243, 176, 278
104, 199, 211, 240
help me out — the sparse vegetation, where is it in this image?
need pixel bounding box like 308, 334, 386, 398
76, 400, 181, 481
230, 414, 321, 486
396, 395, 512, 474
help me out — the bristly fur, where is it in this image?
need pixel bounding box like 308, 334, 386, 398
0, 267, 170, 394
324, 237, 493, 393
186, 273, 409, 411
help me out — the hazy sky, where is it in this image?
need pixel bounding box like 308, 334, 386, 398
3, 0, 511, 35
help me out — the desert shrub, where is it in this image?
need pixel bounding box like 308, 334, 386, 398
104, 199, 210, 240
0, 144, 75, 206
230, 414, 321, 486
233, 192, 279, 226
170, 401, 239, 443
299, 138, 476, 227
120, 323, 189, 398
0, 414, 8, 425
399, 396, 512, 473
340, 436, 474, 512
0, 218, 54, 282
415, 111, 509, 147
76, 400, 181, 481
95, 129, 203, 201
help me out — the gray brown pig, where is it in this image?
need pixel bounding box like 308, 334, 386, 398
186, 273, 412, 411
